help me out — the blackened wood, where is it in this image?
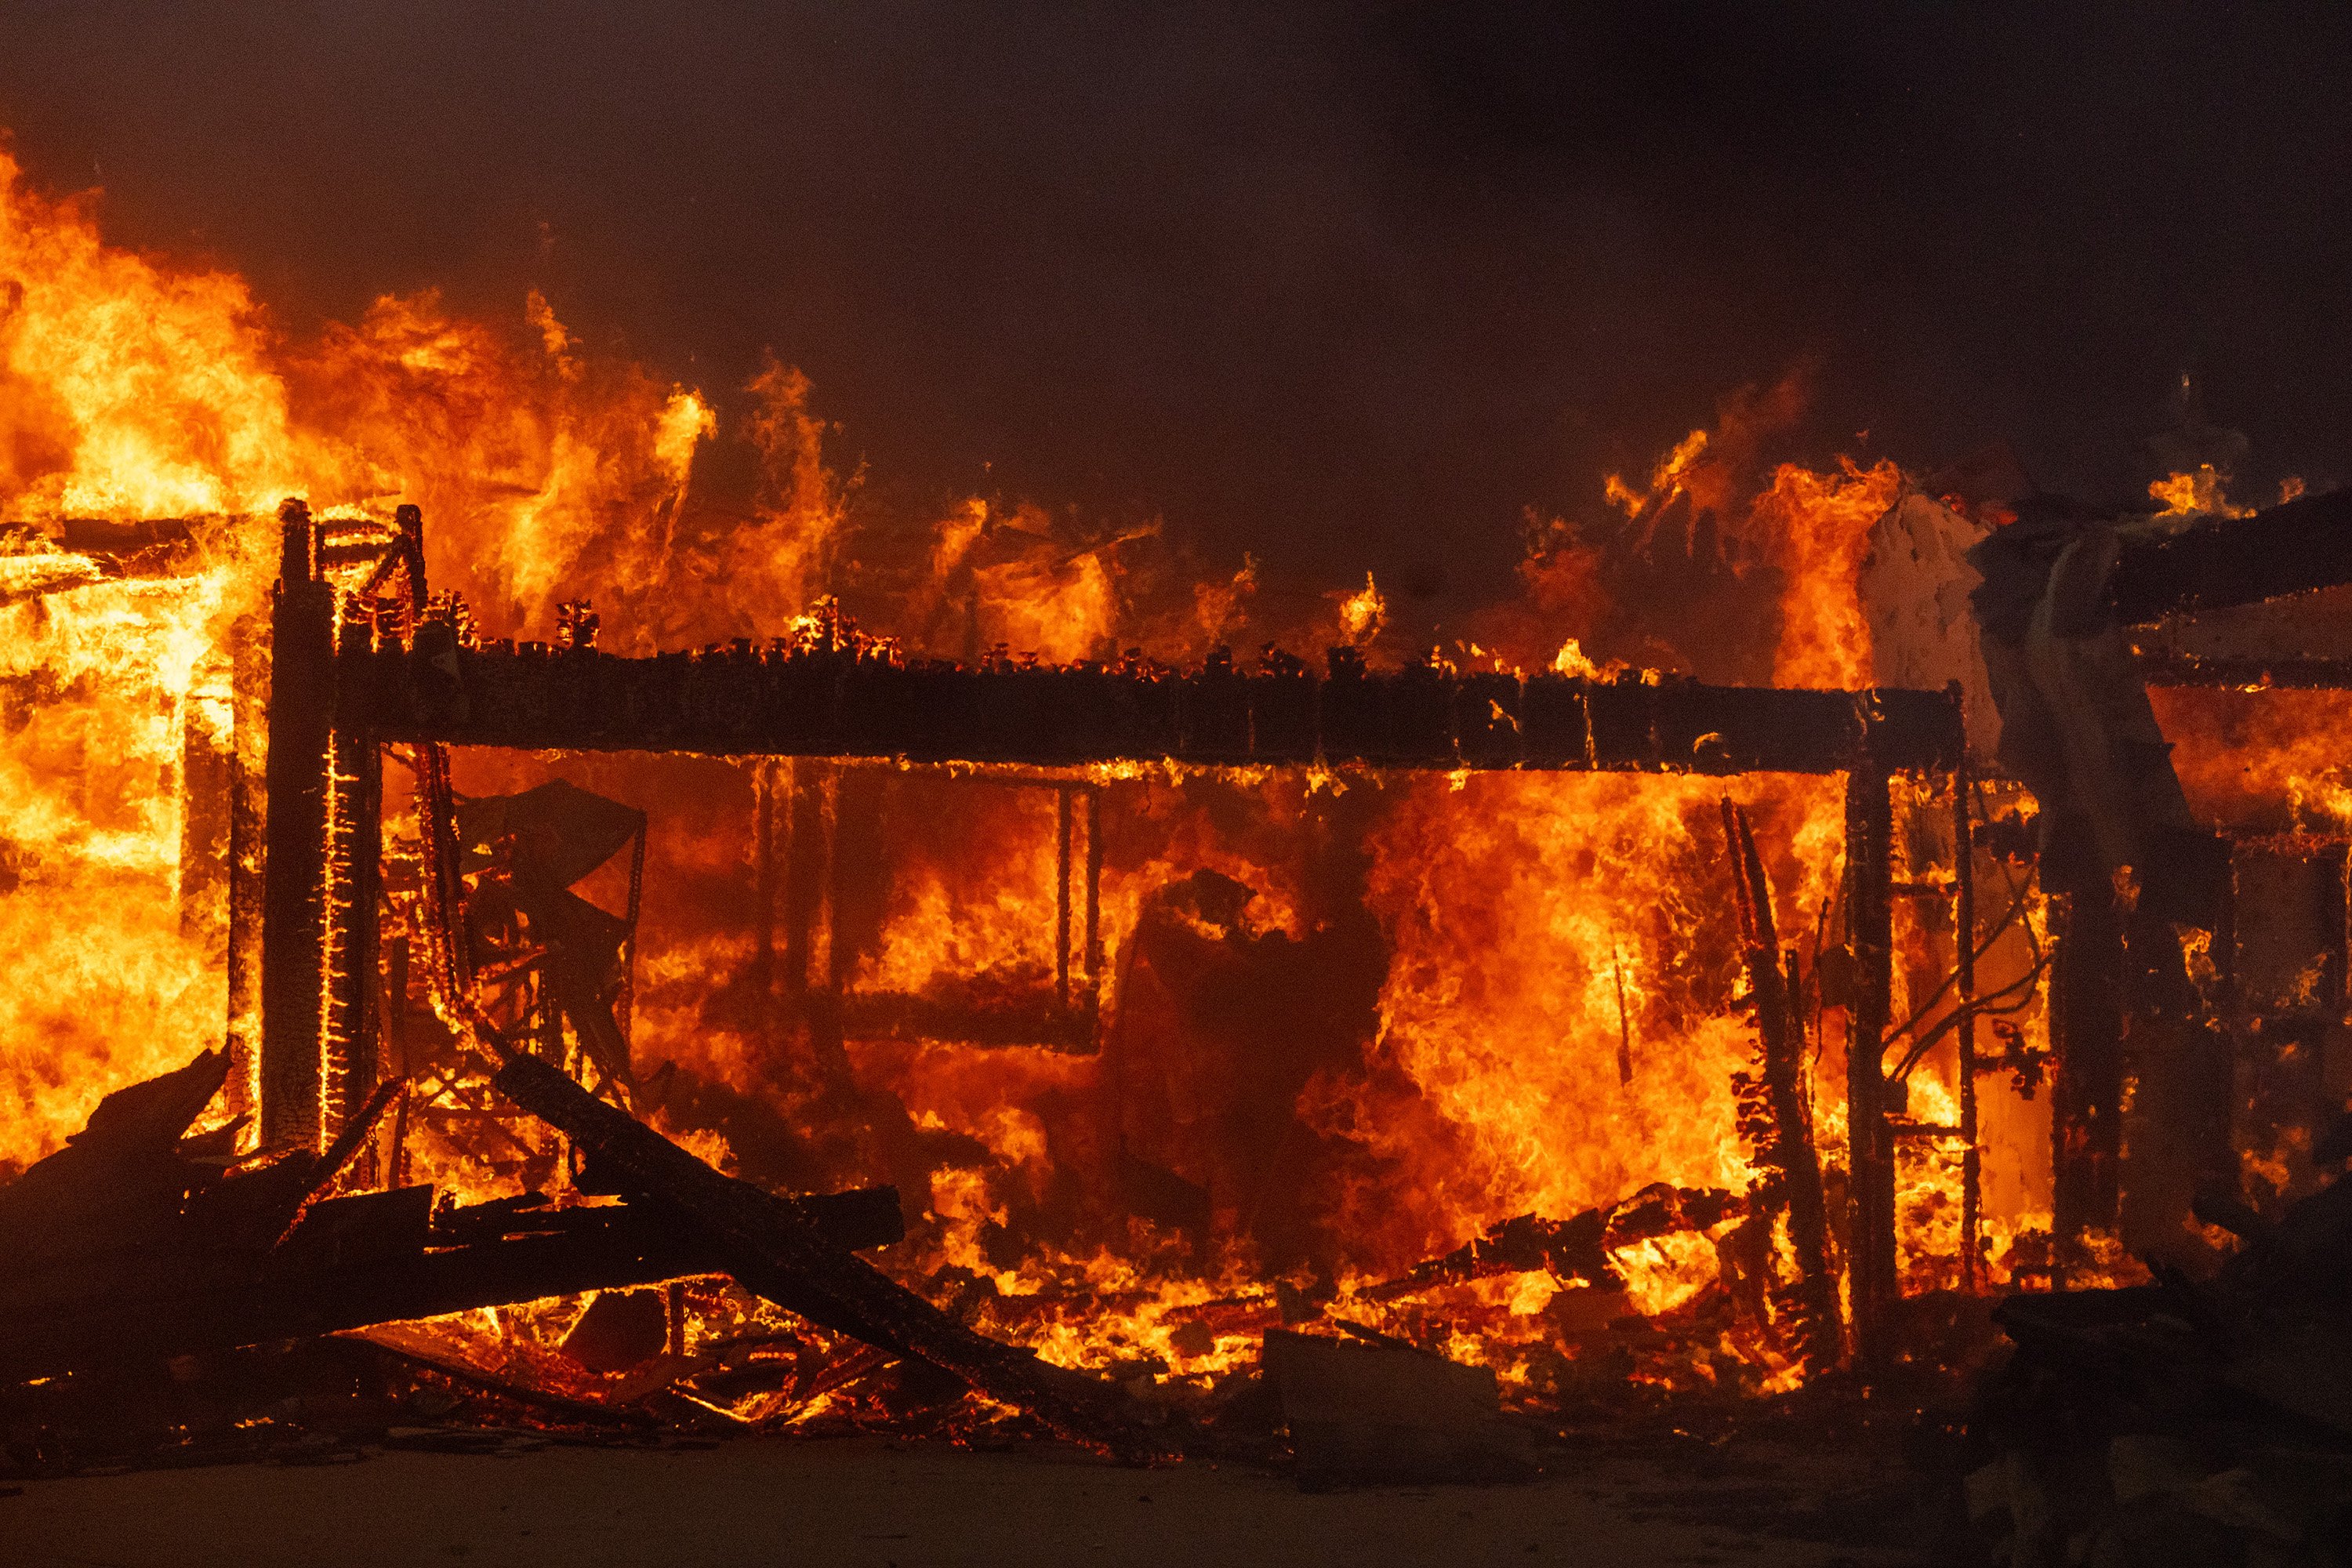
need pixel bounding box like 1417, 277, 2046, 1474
1955, 768, 1982, 1288
336, 639, 1962, 776
1, 1187, 898, 1386
2052, 892, 2125, 1242
0, 1200, 728, 1385
1359, 1184, 1744, 1301
0, 1051, 230, 1270
323, 699, 382, 1137
1843, 762, 1899, 1373
484, 1043, 1134, 1454
261, 501, 337, 1152
2110, 486, 2352, 624
1722, 802, 1838, 1369
225, 618, 268, 1123
1056, 784, 1074, 1008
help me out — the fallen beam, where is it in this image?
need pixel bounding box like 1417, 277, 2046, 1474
485, 1041, 1142, 1456
0, 1053, 903, 1386
0, 1189, 902, 1387
1357, 1182, 1745, 1303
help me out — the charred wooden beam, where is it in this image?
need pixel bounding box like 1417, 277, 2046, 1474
2051, 893, 2126, 1243
2111, 486, 2352, 624
1359, 1184, 1745, 1302
484, 1040, 1138, 1455
260, 502, 338, 1152
1722, 802, 1838, 1369
0, 1053, 902, 1384
331, 636, 1962, 777
1844, 759, 1900, 1373
224, 618, 268, 1123
0, 1190, 900, 1386
322, 655, 382, 1138
1955, 770, 1983, 1288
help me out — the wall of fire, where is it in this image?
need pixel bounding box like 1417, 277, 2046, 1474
11, 504, 2352, 1341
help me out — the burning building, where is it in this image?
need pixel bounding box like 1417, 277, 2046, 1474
2, 85, 2352, 1563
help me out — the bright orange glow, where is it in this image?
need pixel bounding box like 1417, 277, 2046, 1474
2149, 464, 2252, 521
14, 142, 2281, 1421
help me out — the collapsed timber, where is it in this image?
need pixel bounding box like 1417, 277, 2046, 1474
1, 1045, 1891, 1483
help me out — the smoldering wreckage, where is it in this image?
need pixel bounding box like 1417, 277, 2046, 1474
6, 472, 2352, 1566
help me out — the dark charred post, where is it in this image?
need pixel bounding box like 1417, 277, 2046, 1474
1843, 755, 1899, 1370
1722, 803, 1838, 1367
485, 1042, 1135, 1456
1955, 767, 1982, 1288
336, 637, 1959, 776
260, 501, 337, 1152
321, 637, 383, 1138
1082, 786, 1104, 1016
1056, 783, 1075, 1010
1612, 946, 1635, 1086
224, 618, 269, 1123
2051, 891, 2126, 1243
414, 741, 469, 1001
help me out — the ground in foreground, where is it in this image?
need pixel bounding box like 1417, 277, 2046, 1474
2, 1426, 1933, 1568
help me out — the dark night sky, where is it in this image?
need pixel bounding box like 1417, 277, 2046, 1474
4, 2, 2350, 616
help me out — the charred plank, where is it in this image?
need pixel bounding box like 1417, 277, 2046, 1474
336, 638, 1962, 777
483, 1041, 1138, 1455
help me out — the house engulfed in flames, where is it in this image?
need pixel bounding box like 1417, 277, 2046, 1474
5, 145, 2352, 1454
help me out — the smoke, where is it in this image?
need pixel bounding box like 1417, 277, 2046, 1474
4, 2, 2350, 632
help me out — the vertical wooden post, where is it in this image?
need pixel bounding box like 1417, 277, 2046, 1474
1055, 783, 1075, 1011
1955, 766, 1981, 1289
223, 619, 268, 1128
1843, 756, 1898, 1370
321, 634, 382, 1138
1082, 785, 1104, 994
2051, 891, 2125, 1244
260, 501, 336, 1152
750, 758, 780, 1006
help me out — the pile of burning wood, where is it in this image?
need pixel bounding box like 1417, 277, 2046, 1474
1, 1040, 1801, 1488
0, 1044, 1145, 1465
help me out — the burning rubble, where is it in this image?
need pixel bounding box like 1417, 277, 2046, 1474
2, 135, 2351, 1557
